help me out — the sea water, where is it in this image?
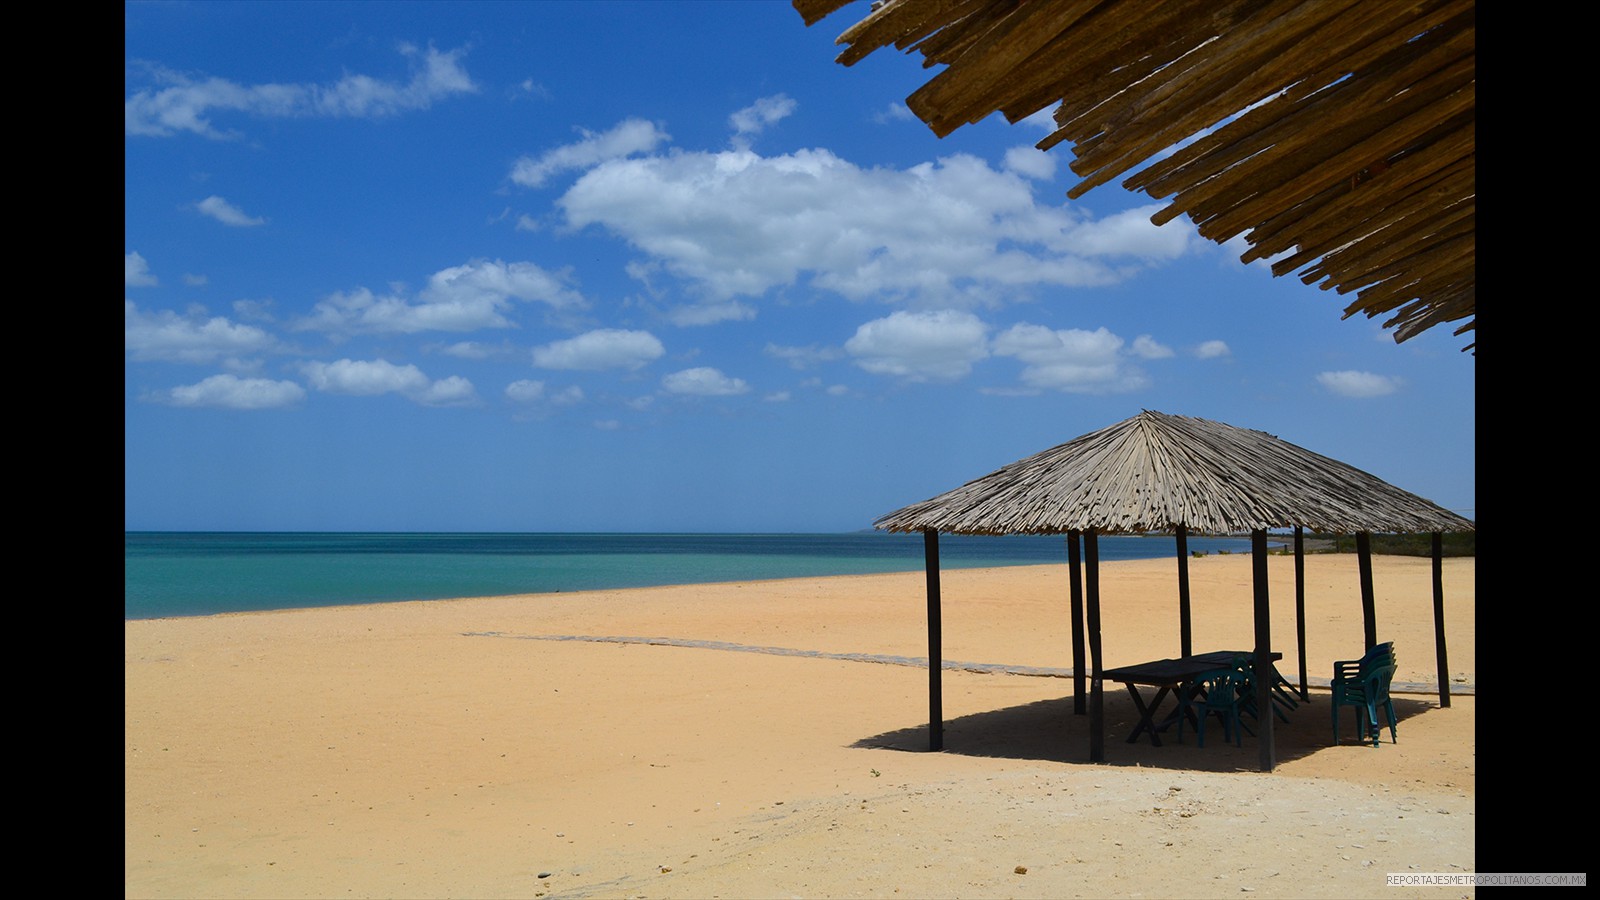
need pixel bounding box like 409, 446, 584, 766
124, 532, 1256, 620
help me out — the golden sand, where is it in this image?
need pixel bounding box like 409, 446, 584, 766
126, 553, 1474, 899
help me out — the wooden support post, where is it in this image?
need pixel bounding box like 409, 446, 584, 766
923, 528, 943, 751
1252, 529, 1275, 772
1086, 531, 1105, 763
1357, 532, 1377, 650
1432, 532, 1451, 708
1294, 526, 1309, 701
1067, 531, 1086, 715
1175, 525, 1192, 659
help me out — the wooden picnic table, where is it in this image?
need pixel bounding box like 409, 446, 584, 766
1103, 651, 1283, 746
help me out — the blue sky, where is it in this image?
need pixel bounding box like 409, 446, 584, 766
124, 1, 1475, 533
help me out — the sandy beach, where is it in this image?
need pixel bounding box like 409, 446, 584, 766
126, 552, 1474, 899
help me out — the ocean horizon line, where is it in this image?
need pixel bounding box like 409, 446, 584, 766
125, 531, 1257, 620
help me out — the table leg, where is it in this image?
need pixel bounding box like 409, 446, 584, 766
1123, 684, 1172, 746
1162, 679, 1204, 740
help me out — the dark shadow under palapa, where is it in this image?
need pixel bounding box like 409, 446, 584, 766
851, 688, 1435, 772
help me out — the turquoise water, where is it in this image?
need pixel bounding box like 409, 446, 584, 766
124, 532, 1256, 620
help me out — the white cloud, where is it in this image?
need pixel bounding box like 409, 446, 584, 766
413, 375, 480, 407
125, 300, 277, 363
872, 103, 917, 125
992, 323, 1146, 393
1195, 340, 1231, 359
532, 328, 665, 371
125, 44, 477, 138
1131, 334, 1174, 359
296, 259, 584, 335
662, 367, 751, 396
1068, 204, 1191, 259
422, 258, 583, 310
126, 252, 158, 287
1020, 107, 1060, 131
231, 298, 275, 322
196, 195, 265, 227
183, 273, 209, 287
510, 118, 671, 188
302, 357, 476, 405
550, 385, 585, 405
165, 374, 306, 409
663, 299, 756, 326
297, 288, 440, 334
440, 341, 497, 359
845, 310, 990, 382
319, 42, 476, 117
506, 379, 547, 402
1317, 370, 1401, 398
506, 380, 584, 406
303, 358, 430, 395
730, 94, 796, 145
765, 342, 844, 370
1003, 145, 1056, 180
560, 142, 1199, 319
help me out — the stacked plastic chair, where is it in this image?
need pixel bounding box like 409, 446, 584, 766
1238, 659, 1295, 725
1331, 642, 1398, 747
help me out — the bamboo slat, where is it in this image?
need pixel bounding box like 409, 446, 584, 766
796, 0, 1476, 351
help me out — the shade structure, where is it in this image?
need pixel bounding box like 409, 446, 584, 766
875, 410, 1473, 537
794, 0, 1476, 351
874, 410, 1472, 771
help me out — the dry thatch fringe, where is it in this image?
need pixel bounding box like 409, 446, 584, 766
875, 411, 1474, 536
795, 0, 1475, 352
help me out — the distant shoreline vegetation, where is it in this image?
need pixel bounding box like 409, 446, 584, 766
1189, 532, 1474, 558
1285, 532, 1474, 558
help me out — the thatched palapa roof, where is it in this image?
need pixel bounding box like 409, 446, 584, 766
875, 410, 1474, 536
794, 0, 1476, 351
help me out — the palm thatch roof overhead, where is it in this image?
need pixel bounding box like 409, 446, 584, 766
875, 410, 1474, 536
794, 0, 1476, 352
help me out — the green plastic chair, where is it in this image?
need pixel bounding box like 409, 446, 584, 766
1331, 642, 1398, 746
1237, 659, 1294, 725
1187, 666, 1251, 748
1267, 662, 1304, 710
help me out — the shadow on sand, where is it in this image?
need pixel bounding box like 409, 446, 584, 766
852, 688, 1436, 772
